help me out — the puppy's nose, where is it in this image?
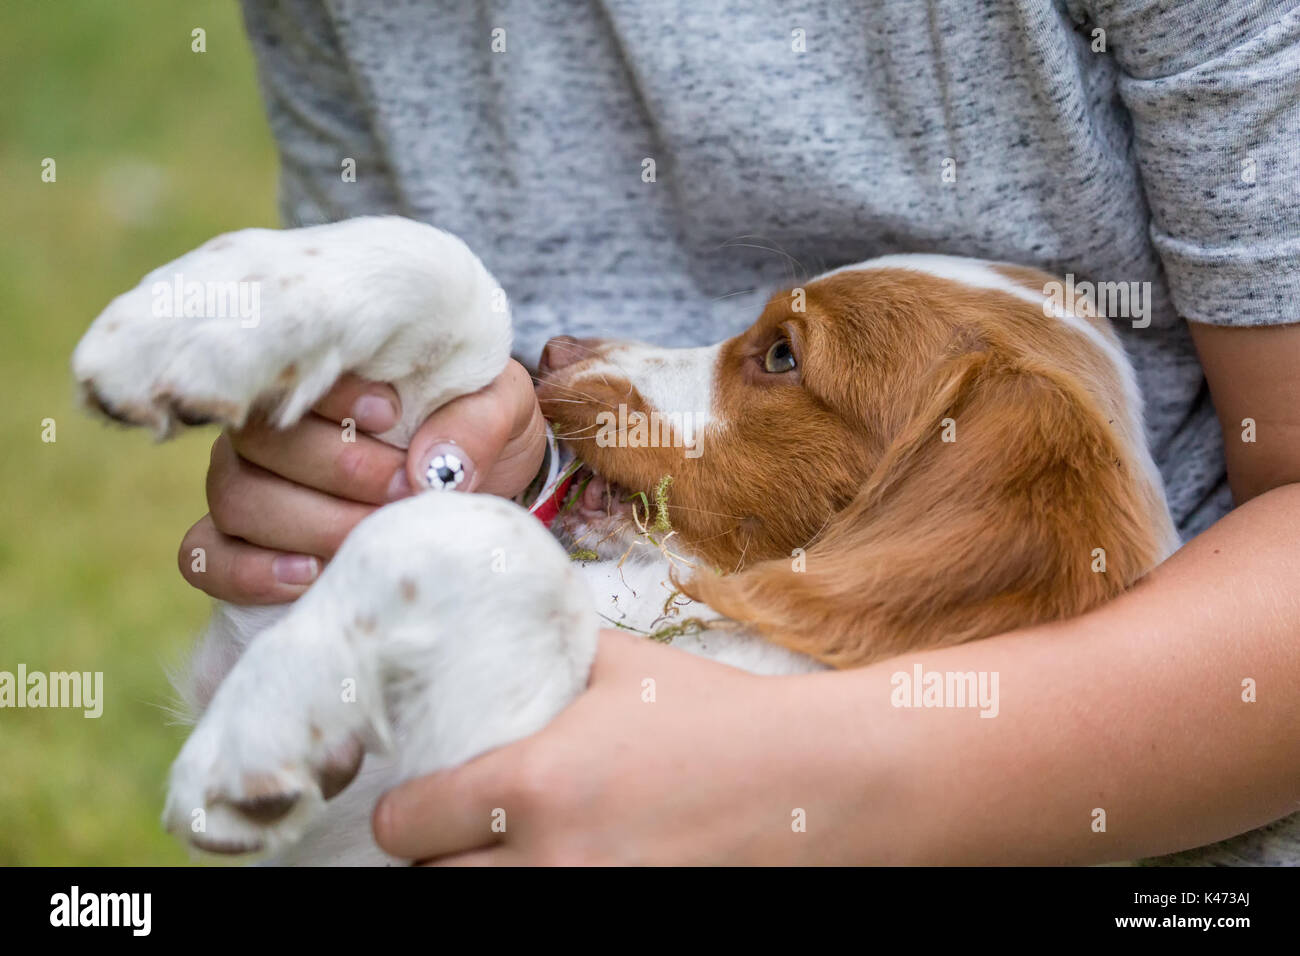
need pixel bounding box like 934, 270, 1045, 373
538, 335, 599, 375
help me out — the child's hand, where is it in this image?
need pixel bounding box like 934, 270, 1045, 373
372, 630, 868, 866
178, 361, 545, 604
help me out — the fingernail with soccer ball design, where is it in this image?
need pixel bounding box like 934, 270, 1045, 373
423, 443, 474, 491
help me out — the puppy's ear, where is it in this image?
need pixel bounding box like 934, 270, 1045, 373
682, 346, 1164, 668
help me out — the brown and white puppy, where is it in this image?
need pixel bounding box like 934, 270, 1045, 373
538, 254, 1178, 667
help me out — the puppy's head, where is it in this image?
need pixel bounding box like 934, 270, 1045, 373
536, 259, 1175, 666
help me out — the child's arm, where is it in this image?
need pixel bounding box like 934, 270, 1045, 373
375, 487, 1300, 864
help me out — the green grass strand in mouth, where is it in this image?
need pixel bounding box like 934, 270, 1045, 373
652, 474, 674, 534
623, 473, 674, 536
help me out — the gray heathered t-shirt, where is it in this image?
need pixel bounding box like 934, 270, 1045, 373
237, 0, 1300, 864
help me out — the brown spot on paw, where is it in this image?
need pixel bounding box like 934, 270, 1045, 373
400, 577, 419, 603
314, 735, 365, 799
189, 834, 265, 856
154, 389, 242, 428
223, 790, 301, 825
81, 383, 137, 426
174, 407, 218, 427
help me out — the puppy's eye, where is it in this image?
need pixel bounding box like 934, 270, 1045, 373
763, 339, 797, 374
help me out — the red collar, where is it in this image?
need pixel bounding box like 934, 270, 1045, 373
529, 470, 579, 527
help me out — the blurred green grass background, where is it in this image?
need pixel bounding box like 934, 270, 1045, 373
0, 1, 277, 863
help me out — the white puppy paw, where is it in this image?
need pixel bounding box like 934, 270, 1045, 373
162, 666, 375, 856
162, 492, 598, 859
72, 215, 511, 445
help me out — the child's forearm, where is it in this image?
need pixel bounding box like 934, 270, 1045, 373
801, 482, 1300, 864
375, 484, 1299, 866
